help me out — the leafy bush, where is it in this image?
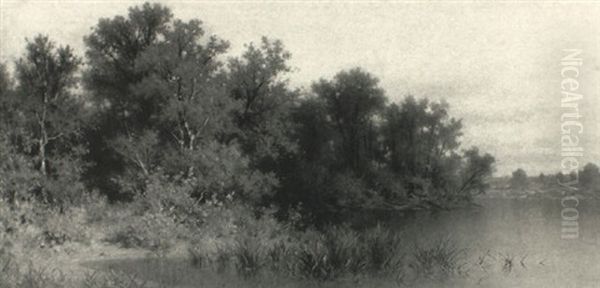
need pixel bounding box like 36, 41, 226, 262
133, 171, 202, 226
106, 212, 181, 252
80, 191, 110, 223
0, 240, 17, 287
12, 264, 69, 288
0, 138, 41, 205
329, 173, 381, 209
368, 169, 407, 204
0, 252, 71, 288
38, 207, 91, 247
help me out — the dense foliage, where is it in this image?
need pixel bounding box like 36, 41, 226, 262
0, 3, 496, 227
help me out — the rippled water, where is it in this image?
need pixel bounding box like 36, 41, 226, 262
84, 197, 600, 287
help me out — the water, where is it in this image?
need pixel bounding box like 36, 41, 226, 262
399, 197, 600, 287
84, 197, 600, 287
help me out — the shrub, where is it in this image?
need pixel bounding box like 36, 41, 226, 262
106, 212, 181, 252
0, 254, 71, 288
0, 242, 17, 287
0, 200, 19, 237
212, 245, 231, 274
80, 191, 110, 223
368, 169, 407, 203
39, 151, 89, 209
0, 200, 43, 252
133, 171, 203, 227
39, 207, 91, 247
12, 264, 69, 288
329, 173, 381, 209
0, 136, 41, 206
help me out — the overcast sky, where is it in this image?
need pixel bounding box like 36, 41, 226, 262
2, 0, 600, 176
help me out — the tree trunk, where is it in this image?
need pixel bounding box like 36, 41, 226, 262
38, 98, 48, 176
39, 132, 46, 175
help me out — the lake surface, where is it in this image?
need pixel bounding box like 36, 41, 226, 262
84, 197, 600, 287
399, 197, 600, 287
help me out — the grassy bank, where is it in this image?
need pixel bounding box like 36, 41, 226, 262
0, 197, 534, 288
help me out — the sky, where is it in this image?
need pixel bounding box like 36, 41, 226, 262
1, 0, 600, 176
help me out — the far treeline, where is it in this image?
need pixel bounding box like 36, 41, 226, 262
0, 3, 495, 226
510, 164, 600, 194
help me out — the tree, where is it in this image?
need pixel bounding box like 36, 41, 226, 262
510, 168, 528, 190
0, 63, 11, 97
556, 171, 567, 184
381, 97, 463, 194
0, 63, 16, 129
84, 4, 278, 204
291, 97, 334, 164
454, 148, 495, 200
13, 35, 86, 206
131, 18, 233, 174
83, 3, 174, 197
15, 35, 82, 175
312, 68, 386, 174
227, 37, 298, 167
84, 2, 173, 126
273, 97, 336, 223
579, 163, 600, 192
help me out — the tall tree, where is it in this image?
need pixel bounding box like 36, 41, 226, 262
131, 18, 232, 175
382, 97, 462, 182
84, 3, 275, 203
312, 68, 386, 174
454, 147, 495, 200
0, 63, 15, 127
83, 3, 173, 196
12, 35, 86, 207
84, 2, 173, 126
0, 63, 10, 97
15, 35, 82, 176
292, 98, 334, 164
227, 37, 298, 167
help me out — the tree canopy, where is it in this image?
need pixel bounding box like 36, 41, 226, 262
0, 2, 497, 226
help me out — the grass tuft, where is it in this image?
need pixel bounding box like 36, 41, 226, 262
411, 237, 467, 278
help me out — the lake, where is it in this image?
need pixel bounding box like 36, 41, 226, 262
84, 197, 600, 287
398, 197, 600, 287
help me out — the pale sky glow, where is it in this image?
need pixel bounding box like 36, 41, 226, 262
2, 0, 600, 176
